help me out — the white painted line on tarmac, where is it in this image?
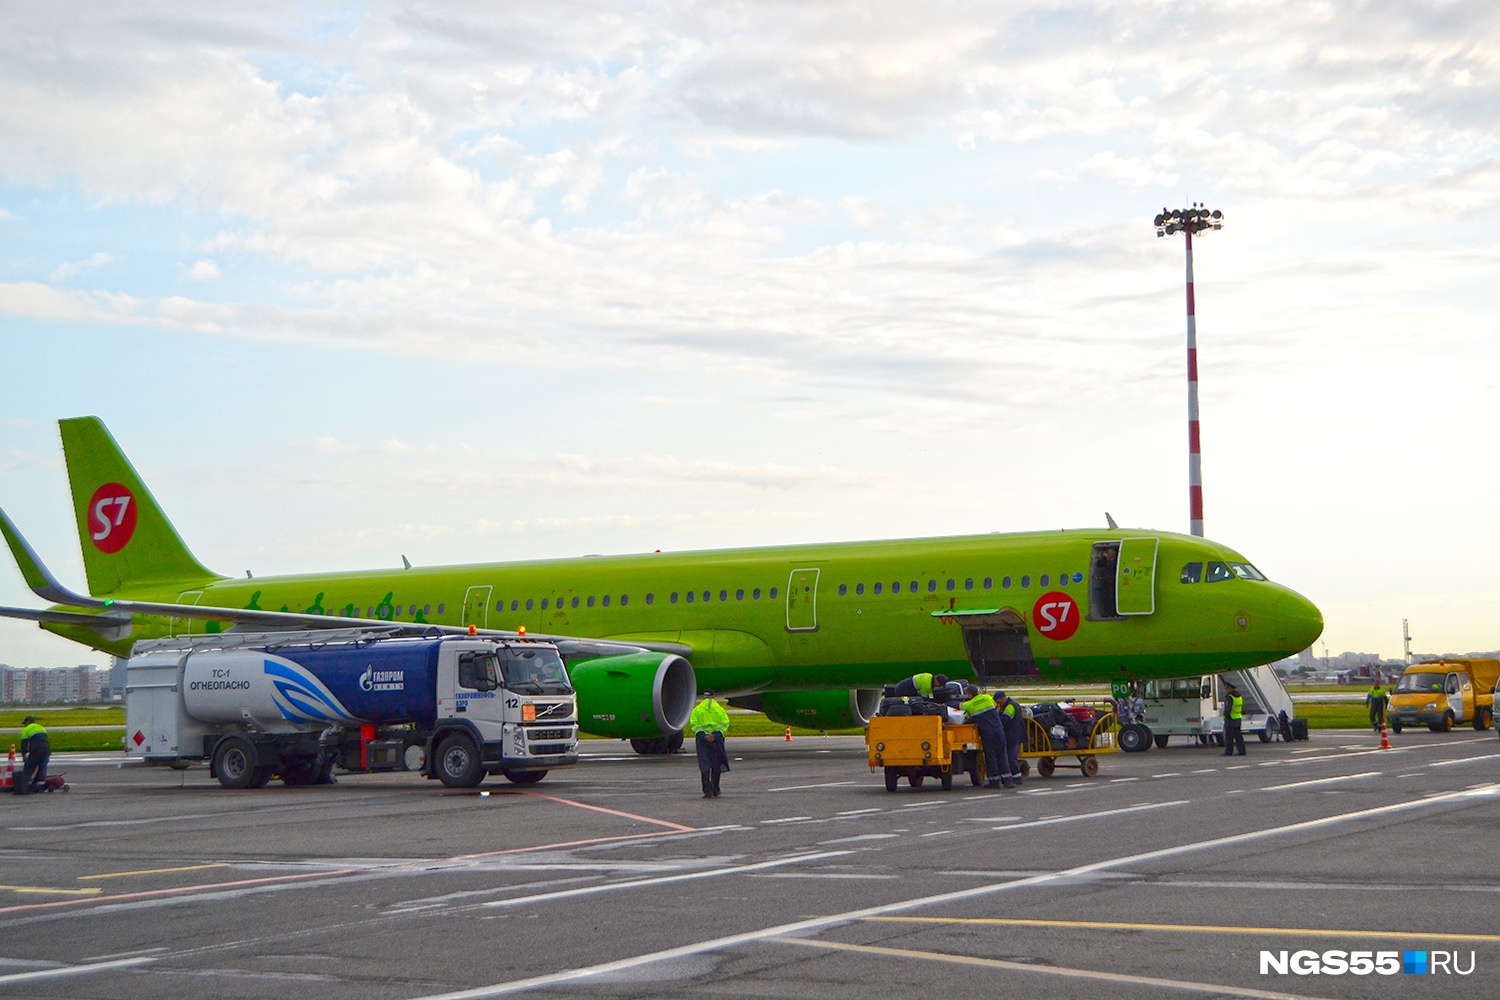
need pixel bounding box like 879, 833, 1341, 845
817, 834, 899, 845
989, 800, 1188, 831
835, 808, 882, 816
919, 830, 952, 837
760, 817, 812, 825
0, 956, 156, 985
414, 785, 1500, 999
480, 850, 855, 909
1108, 777, 1138, 783
1261, 771, 1381, 792
1430, 752, 1500, 766
767, 780, 858, 792
1191, 768, 1216, 774
1152, 772, 1182, 778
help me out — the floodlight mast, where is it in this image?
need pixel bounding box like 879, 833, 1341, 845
1154, 203, 1224, 537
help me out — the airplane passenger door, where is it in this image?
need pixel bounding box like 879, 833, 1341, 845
463, 586, 492, 629
785, 568, 820, 632
1115, 537, 1159, 616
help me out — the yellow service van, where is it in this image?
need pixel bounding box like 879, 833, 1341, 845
1387, 658, 1498, 733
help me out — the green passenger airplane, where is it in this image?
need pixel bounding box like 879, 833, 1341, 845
0, 417, 1322, 751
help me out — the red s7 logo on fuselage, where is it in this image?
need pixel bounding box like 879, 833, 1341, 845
88, 483, 137, 554
1031, 591, 1080, 641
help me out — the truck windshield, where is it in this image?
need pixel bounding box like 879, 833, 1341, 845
501, 647, 572, 695
1394, 672, 1445, 694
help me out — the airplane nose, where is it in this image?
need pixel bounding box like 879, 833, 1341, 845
1271, 589, 1324, 652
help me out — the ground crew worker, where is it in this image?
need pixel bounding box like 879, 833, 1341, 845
961, 685, 1011, 788
995, 691, 1024, 787
689, 690, 730, 798
16, 715, 49, 795
1222, 682, 1246, 756
1366, 680, 1387, 731
893, 672, 948, 700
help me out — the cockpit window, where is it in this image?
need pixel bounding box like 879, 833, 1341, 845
1228, 562, 1266, 581
1180, 562, 1203, 584
1205, 561, 1233, 582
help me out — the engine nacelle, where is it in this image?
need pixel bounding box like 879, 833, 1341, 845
732, 689, 880, 730
567, 652, 696, 739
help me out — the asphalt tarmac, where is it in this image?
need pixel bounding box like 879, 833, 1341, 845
0, 728, 1496, 999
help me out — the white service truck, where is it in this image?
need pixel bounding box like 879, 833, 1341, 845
126, 627, 579, 788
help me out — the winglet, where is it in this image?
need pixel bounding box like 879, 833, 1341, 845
0, 507, 79, 605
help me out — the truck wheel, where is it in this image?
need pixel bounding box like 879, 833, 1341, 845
213, 737, 259, 790
248, 767, 274, 789
1473, 708, 1492, 731
908, 773, 924, 789
436, 734, 485, 788
940, 770, 953, 791
1258, 727, 1274, 743
1154, 734, 1169, 749
1080, 756, 1099, 778
502, 770, 547, 785
1037, 757, 1056, 778
884, 767, 899, 792
1430, 711, 1454, 733
967, 753, 983, 787
1118, 724, 1147, 753
1391, 720, 1402, 734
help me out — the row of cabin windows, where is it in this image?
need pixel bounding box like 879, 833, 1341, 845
1179, 561, 1267, 584
494, 587, 783, 613
336, 603, 444, 618
836, 571, 1084, 598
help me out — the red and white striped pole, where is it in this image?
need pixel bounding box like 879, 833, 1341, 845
1155, 204, 1223, 538
1185, 225, 1203, 537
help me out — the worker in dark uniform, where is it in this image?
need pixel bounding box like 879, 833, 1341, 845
961, 685, 1011, 788
689, 690, 730, 798
1222, 682, 1246, 756
995, 691, 1025, 787
1366, 680, 1387, 732
893, 673, 948, 700
16, 716, 49, 795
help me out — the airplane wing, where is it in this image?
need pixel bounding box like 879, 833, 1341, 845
0, 507, 692, 661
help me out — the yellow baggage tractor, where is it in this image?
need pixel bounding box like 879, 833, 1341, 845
1019, 701, 1120, 778
866, 714, 985, 791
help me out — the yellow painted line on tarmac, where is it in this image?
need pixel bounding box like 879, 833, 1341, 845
779, 938, 1333, 1000
0, 885, 103, 896
77, 863, 229, 881
861, 915, 1500, 944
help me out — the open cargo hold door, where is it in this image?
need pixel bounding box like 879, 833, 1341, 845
934, 608, 1040, 684
1115, 537, 1159, 615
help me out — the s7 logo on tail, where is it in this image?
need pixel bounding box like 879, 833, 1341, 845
88, 483, 137, 553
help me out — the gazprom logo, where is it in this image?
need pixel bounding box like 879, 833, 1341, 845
264, 657, 363, 725
359, 665, 404, 693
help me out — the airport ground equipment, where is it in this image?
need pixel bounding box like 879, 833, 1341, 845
125, 627, 578, 789
1387, 658, 1498, 733
1136, 667, 1306, 749
867, 715, 985, 791
1021, 701, 1119, 777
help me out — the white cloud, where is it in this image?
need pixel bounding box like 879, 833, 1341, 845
184, 258, 221, 281
48, 251, 112, 282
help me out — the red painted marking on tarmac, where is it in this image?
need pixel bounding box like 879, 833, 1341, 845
507, 789, 696, 833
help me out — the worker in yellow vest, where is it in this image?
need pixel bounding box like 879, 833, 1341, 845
893, 672, 948, 700
689, 690, 730, 798
1366, 681, 1388, 732
16, 716, 50, 795
1222, 682, 1246, 756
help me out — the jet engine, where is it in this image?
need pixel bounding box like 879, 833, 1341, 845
731, 689, 880, 730
567, 652, 696, 740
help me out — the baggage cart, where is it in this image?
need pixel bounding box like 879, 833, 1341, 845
1020, 701, 1119, 778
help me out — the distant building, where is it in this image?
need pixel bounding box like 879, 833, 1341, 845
0, 664, 103, 704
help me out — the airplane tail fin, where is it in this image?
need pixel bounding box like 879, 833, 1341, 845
58, 416, 220, 596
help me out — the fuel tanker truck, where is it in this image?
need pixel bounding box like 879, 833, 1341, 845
125, 627, 579, 789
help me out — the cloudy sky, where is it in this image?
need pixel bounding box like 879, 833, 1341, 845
2, 1, 1497, 669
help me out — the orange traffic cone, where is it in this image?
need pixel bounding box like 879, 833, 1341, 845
784, 725, 792, 742
1379, 718, 1391, 750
